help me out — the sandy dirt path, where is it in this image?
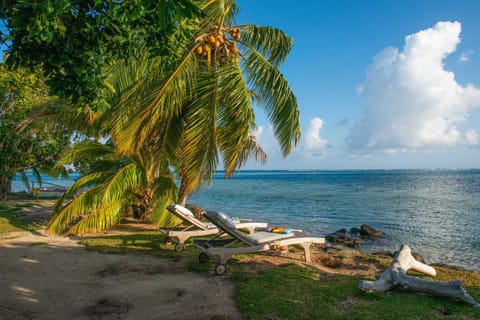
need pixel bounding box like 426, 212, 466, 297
0, 202, 243, 320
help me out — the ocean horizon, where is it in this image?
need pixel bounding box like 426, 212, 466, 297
12, 169, 480, 272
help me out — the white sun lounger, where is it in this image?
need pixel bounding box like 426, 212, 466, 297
162, 204, 267, 252
193, 211, 325, 275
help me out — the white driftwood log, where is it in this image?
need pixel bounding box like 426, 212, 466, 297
359, 244, 479, 307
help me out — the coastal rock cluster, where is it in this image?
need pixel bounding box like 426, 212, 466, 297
326, 224, 384, 248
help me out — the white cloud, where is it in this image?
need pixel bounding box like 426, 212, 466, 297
459, 50, 473, 62
465, 129, 479, 146
347, 21, 480, 153
303, 117, 328, 158
251, 117, 328, 164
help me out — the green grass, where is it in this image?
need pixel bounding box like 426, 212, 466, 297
0, 203, 43, 234
232, 263, 480, 320
81, 233, 213, 273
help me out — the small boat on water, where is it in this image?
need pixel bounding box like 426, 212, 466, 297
33, 182, 67, 198
37, 188, 66, 198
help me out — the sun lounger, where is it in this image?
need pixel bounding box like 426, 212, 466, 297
163, 204, 268, 252
193, 211, 325, 275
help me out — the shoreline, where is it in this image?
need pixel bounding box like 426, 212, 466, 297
1, 198, 479, 319
2, 196, 479, 274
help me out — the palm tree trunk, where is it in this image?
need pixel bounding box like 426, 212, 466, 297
178, 178, 189, 206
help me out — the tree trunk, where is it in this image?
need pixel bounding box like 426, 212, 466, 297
0, 175, 11, 201
359, 244, 480, 307
178, 178, 189, 206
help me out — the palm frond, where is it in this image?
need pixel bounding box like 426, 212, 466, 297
113, 50, 198, 155
102, 162, 144, 204
236, 135, 268, 168
178, 68, 220, 192
52, 172, 118, 213
222, 0, 239, 26
238, 25, 293, 67
67, 202, 124, 235
242, 46, 301, 156
151, 175, 180, 226
47, 185, 105, 234
216, 62, 255, 176
55, 141, 115, 168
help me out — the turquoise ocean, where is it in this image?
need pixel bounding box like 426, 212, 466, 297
13, 169, 480, 271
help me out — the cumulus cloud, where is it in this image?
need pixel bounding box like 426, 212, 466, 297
465, 129, 479, 146
253, 117, 328, 161
302, 117, 328, 158
347, 21, 480, 153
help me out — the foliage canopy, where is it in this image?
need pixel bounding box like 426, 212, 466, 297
3, 0, 201, 109
0, 62, 71, 199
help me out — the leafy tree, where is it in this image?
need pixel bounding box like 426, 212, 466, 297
0, 63, 71, 199
3, 0, 201, 109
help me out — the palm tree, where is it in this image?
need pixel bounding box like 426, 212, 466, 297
113, 0, 300, 205
47, 140, 178, 234
44, 0, 300, 234
40, 58, 182, 235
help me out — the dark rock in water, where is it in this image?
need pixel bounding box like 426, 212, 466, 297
350, 227, 362, 236
326, 229, 349, 242
360, 224, 383, 237
326, 229, 362, 248
327, 224, 383, 248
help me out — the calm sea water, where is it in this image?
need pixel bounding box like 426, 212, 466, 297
13, 169, 480, 271
190, 170, 480, 272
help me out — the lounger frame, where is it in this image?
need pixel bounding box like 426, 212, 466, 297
194, 211, 325, 275
162, 204, 267, 251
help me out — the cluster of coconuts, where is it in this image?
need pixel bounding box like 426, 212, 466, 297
194, 25, 241, 64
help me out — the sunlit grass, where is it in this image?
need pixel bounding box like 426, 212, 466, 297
0, 203, 42, 234
232, 263, 480, 320
81, 232, 213, 273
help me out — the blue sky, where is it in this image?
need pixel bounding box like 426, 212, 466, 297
238, 0, 480, 169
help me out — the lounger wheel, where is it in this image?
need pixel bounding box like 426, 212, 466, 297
198, 252, 210, 263
174, 243, 184, 252
214, 263, 227, 275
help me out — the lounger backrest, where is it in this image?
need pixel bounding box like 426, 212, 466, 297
167, 204, 208, 230
205, 211, 257, 246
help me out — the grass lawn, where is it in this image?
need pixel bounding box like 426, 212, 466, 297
233, 263, 480, 320
0, 202, 43, 234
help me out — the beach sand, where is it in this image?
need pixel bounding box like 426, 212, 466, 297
0, 201, 243, 320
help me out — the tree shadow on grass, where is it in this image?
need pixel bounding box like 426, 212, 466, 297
0, 204, 42, 233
